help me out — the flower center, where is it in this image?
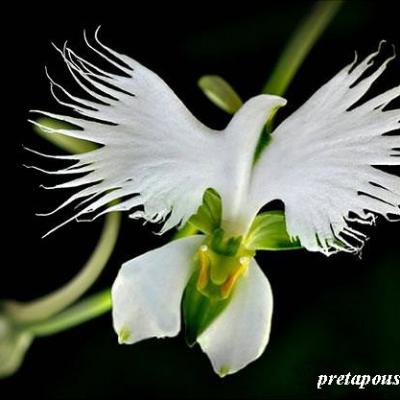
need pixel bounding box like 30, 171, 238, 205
195, 229, 254, 300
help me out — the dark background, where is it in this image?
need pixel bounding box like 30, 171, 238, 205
2, 0, 399, 398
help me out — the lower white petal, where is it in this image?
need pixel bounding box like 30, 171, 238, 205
197, 258, 273, 377
111, 235, 204, 344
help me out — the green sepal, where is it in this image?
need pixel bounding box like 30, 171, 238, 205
198, 75, 243, 114
188, 189, 222, 235
183, 272, 231, 346
244, 210, 303, 251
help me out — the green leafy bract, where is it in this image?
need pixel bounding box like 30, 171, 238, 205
245, 211, 302, 251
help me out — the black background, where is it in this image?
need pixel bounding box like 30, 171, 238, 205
2, 0, 399, 398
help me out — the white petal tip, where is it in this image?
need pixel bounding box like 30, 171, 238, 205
217, 365, 232, 378
117, 327, 132, 344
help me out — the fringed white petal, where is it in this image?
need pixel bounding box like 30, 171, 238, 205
250, 43, 400, 254
111, 235, 204, 344
31, 29, 224, 236
197, 258, 273, 377
31, 30, 286, 236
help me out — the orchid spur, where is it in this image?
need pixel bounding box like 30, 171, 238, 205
28, 31, 399, 377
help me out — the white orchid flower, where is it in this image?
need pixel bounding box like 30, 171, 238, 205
30, 30, 399, 377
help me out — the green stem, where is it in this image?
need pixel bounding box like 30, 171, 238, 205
17, 216, 197, 337
34, 117, 97, 154
7, 212, 120, 323
263, 0, 343, 96
26, 290, 112, 337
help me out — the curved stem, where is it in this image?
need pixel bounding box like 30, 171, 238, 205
33, 117, 97, 154
263, 0, 343, 96
26, 290, 112, 337
7, 212, 120, 323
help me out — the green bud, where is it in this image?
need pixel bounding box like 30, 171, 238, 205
198, 75, 243, 114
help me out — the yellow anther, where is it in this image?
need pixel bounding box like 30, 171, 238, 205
220, 256, 249, 299
197, 245, 210, 290
239, 256, 250, 266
